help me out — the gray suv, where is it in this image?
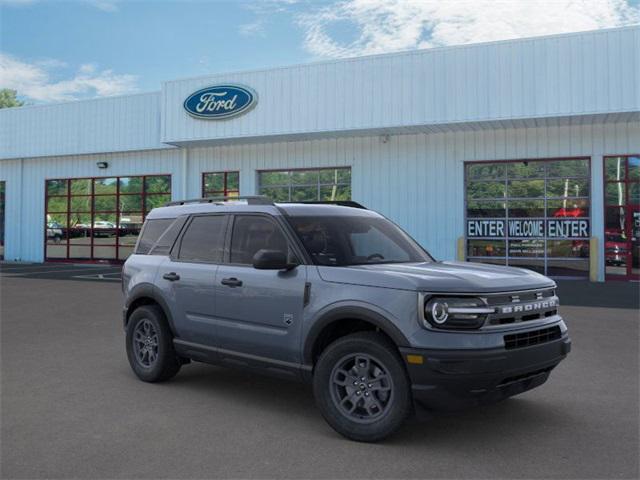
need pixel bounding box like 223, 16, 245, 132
122, 196, 571, 442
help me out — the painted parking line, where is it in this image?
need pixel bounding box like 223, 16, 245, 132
0, 266, 117, 276
71, 273, 121, 282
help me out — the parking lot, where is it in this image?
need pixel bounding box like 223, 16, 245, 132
1, 263, 638, 479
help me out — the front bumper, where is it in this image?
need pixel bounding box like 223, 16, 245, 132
399, 333, 571, 411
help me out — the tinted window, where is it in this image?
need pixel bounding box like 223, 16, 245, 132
288, 215, 431, 266
230, 216, 289, 264
136, 218, 174, 254
149, 216, 187, 255
178, 215, 227, 263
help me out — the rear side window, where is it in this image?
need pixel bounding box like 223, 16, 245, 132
149, 216, 187, 255
136, 218, 174, 254
178, 215, 227, 263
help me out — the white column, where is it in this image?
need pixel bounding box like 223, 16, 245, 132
591, 155, 605, 282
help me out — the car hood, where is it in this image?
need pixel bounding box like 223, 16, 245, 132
316, 261, 555, 293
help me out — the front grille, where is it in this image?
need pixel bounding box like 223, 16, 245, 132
503, 326, 562, 350
484, 288, 558, 327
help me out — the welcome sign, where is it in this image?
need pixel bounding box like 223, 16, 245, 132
184, 84, 257, 119
467, 219, 590, 238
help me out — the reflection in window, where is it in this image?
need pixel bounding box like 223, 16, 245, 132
258, 168, 351, 202
203, 171, 240, 198
465, 158, 591, 278
45, 175, 171, 262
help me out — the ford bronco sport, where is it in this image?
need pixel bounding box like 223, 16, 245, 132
122, 196, 571, 442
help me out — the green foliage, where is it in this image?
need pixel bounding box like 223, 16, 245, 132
0, 89, 24, 109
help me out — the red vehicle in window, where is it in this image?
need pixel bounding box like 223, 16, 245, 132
605, 230, 628, 266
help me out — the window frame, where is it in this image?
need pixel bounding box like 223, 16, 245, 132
44, 174, 171, 263
202, 171, 240, 198
464, 157, 592, 278
257, 166, 351, 202
602, 154, 640, 281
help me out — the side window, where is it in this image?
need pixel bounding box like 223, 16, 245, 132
230, 216, 289, 264
149, 216, 187, 255
136, 218, 174, 254
178, 215, 227, 263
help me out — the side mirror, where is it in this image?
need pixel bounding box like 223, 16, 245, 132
252, 249, 297, 270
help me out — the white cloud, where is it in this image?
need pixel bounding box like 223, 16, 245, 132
0, 53, 138, 102
298, 0, 640, 58
239, 19, 266, 37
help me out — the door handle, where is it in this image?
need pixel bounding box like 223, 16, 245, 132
162, 272, 180, 282
221, 277, 243, 287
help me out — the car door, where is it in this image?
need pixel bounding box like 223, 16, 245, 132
156, 214, 229, 347
214, 213, 307, 364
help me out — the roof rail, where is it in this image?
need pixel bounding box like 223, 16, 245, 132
283, 200, 367, 209
165, 195, 274, 207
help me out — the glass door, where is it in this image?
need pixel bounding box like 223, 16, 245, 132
604, 156, 639, 280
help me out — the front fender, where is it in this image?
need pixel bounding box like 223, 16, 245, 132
302, 302, 411, 365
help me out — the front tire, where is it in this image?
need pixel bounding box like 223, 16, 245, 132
126, 305, 181, 382
313, 332, 412, 442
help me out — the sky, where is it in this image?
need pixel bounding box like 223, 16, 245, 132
1, 0, 639, 104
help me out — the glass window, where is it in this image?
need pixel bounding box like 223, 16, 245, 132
145, 175, 171, 194
605, 157, 625, 181
149, 216, 187, 255
47, 196, 68, 213
94, 178, 117, 194
47, 179, 68, 196
547, 199, 589, 218
466, 181, 505, 199
136, 218, 175, 255
288, 215, 431, 267
466, 163, 506, 181
259, 168, 351, 202
547, 179, 589, 198
508, 200, 545, 218
507, 161, 545, 179
203, 171, 240, 197
230, 216, 288, 264
467, 240, 506, 257
605, 183, 626, 206
547, 159, 589, 178
94, 195, 117, 212
465, 159, 591, 278
507, 180, 545, 198
70, 179, 91, 195
119, 177, 143, 194
179, 215, 227, 263
466, 201, 506, 218
45, 174, 171, 262
629, 156, 640, 181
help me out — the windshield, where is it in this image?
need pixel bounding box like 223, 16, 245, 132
287, 215, 433, 266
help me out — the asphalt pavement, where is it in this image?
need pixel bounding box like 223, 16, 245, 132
1, 272, 638, 479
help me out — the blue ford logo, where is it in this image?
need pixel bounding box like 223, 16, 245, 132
183, 84, 257, 119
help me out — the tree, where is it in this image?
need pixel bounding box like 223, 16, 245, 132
0, 89, 24, 109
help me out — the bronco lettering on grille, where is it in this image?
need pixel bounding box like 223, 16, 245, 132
500, 298, 557, 314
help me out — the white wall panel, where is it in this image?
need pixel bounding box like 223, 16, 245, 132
0, 92, 169, 160
163, 27, 639, 145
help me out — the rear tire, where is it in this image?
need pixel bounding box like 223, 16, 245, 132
313, 332, 412, 442
126, 305, 181, 382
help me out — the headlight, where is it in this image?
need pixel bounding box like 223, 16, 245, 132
423, 297, 494, 329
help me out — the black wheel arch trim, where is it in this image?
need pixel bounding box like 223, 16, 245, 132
125, 283, 178, 336
303, 305, 410, 365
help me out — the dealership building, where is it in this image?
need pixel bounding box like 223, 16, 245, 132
0, 26, 638, 281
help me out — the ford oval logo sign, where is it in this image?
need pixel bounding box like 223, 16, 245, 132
183, 84, 257, 120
